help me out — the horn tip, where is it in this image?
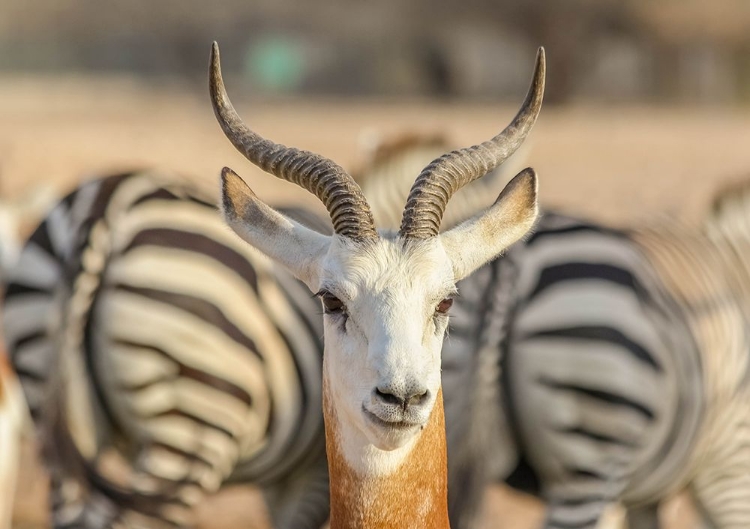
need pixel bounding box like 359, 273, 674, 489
535, 47, 546, 75
210, 42, 221, 69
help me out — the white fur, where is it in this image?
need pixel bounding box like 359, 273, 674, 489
221, 168, 538, 474
321, 237, 452, 457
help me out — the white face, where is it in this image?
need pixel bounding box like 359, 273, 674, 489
317, 236, 456, 451
220, 165, 538, 458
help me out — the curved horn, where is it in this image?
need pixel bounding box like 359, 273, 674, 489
399, 47, 546, 239
209, 42, 378, 240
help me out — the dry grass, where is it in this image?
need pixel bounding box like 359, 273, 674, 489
4, 76, 748, 528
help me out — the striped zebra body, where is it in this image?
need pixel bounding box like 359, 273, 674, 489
501, 213, 706, 528
2, 171, 329, 528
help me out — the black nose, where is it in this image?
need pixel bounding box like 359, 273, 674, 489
374, 386, 430, 409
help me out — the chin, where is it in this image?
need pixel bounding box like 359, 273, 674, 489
363, 412, 423, 451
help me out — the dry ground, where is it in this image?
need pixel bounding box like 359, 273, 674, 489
2, 76, 750, 528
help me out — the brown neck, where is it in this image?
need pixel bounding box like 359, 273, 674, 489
324, 376, 450, 529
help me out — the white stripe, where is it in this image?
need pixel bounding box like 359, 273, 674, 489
7, 242, 60, 288
100, 292, 269, 411
2, 295, 57, 346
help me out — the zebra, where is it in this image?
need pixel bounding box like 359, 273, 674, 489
355, 133, 750, 529
2, 170, 333, 529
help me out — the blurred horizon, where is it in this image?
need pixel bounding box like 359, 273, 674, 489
2, 0, 750, 104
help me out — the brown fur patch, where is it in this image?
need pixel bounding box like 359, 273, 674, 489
324, 376, 450, 529
0, 354, 10, 404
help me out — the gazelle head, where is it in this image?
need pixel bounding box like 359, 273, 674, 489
210, 42, 544, 466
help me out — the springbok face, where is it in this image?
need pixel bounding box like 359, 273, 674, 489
211, 42, 544, 453
317, 236, 455, 451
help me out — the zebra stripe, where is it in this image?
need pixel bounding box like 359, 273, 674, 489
3, 171, 328, 528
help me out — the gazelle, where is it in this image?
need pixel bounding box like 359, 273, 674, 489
210, 42, 544, 527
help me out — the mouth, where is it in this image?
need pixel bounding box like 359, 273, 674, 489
362, 406, 422, 431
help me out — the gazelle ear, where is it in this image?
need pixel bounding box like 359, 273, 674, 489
441, 168, 538, 281
220, 167, 330, 288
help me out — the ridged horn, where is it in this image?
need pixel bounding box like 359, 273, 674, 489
399, 47, 546, 239
209, 42, 378, 240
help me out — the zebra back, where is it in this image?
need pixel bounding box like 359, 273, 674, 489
353, 131, 530, 231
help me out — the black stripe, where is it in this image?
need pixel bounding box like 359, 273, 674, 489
11, 330, 47, 351
554, 495, 611, 507
27, 224, 57, 260
564, 467, 609, 481
113, 339, 255, 407
526, 223, 625, 245
530, 262, 643, 300
555, 426, 639, 448
523, 325, 662, 371
115, 284, 261, 360
146, 408, 236, 440
87, 172, 137, 222
130, 188, 182, 207
4, 281, 54, 298
123, 228, 258, 292
538, 376, 655, 420
149, 440, 214, 469
14, 366, 47, 382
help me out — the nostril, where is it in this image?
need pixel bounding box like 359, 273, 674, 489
406, 389, 430, 407
374, 387, 405, 407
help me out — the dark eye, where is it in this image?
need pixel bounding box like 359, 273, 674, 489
321, 293, 345, 314
436, 298, 453, 315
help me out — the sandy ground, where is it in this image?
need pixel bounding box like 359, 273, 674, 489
3, 75, 750, 528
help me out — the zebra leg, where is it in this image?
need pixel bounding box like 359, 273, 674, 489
49, 468, 122, 529
625, 503, 660, 529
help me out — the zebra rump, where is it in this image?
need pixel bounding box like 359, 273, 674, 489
2, 171, 329, 528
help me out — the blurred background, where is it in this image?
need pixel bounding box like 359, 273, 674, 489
2, 1, 750, 528
3, 0, 750, 103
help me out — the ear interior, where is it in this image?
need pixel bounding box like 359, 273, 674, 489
441, 168, 538, 281
221, 167, 330, 288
